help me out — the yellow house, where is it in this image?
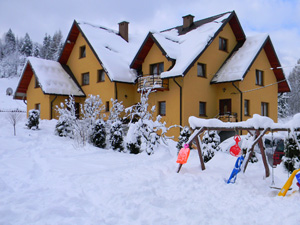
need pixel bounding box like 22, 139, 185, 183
130, 11, 290, 138
14, 11, 290, 138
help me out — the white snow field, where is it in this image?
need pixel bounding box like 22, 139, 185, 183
1, 79, 300, 224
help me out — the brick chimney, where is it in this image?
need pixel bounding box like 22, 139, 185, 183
182, 14, 194, 28
119, 21, 129, 42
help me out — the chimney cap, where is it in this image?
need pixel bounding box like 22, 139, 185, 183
182, 14, 195, 19
118, 21, 129, 25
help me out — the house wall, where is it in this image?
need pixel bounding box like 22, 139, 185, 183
141, 43, 181, 138
26, 75, 50, 119
240, 48, 278, 122
182, 23, 238, 126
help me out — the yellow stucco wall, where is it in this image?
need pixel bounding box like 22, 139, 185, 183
182, 23, 238, 126
26, 75, 50, 119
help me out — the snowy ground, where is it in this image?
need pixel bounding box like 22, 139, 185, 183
1, 114, 300, 225
1, 78, 300, 225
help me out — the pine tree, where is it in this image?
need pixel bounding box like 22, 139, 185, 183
278, 92, 290, 119
109, 120, 124, 152
40, 33, 51, 59
3, 29, 16, 56
176, 126, 191, 152
90, 119, 106, 148
49, 30, 63, 60
286, 59, 300, 116
26, 109, 40, 130
126, 122, 142, 154
20, 33, 33, 57
282, 133, 300, 173
33, 43, 40, 57
201, 130, 221, 162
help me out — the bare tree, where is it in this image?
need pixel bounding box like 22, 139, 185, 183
6, 110, 23, 136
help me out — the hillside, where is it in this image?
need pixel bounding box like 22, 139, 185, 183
0, 77, 300, 224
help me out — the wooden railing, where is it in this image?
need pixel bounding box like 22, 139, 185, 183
137, 75, 169, 91
217, 113, 237, 122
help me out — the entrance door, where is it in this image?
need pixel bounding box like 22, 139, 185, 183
219, 99, 232, 115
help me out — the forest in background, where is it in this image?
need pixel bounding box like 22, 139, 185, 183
0, 29, 63, 78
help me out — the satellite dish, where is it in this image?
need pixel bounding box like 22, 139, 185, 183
6, 87, 13, 96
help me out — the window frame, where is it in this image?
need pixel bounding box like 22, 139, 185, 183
158, 101, 166, 116
97, 69, 105, 83
261, 102, 269, 117
35, 103, 40, 111
197, 63, 206, 78
79, 45, 86, 58
82, 72, 90, 86
244, 99, 250, 116
256, 70, 264, 86
199, 101, 207, 117
105, 101, 110, 112
35, 76, 40, 88
219, 37, 228, 52
150, 62, 164, 75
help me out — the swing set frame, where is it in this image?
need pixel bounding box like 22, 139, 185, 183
180, 125, 300, 178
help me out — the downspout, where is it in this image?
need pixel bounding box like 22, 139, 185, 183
114, 82, 118, 100
232, 82, 243, 122
50, 95, 58, 119
173, 77, 182, 127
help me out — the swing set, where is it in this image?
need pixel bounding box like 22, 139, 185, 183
176, 122, 300, 182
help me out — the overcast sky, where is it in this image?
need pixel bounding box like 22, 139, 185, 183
1, 0, 299, 75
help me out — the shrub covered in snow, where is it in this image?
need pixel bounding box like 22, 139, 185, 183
109, 120, 124, 152
125, 122, 142, 154
26, 109, 39, 129
90, 119, 106, 148
55, 96, 77, 138
201, 130, 220, 162
282, 133, 300, 173
125, 84, 171, 155
176, 126, 191, 153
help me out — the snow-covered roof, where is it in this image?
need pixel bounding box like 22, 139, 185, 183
26, 57, 84, 96
211, 34, 269, 83
77, 21, 142, 83
155, 12, 232, 78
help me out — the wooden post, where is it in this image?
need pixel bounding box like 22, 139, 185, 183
195, 136, 206, 170
257, 130, 270, 177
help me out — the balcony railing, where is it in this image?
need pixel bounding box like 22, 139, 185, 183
217, 113, 237, 122
137, 75, 169, 91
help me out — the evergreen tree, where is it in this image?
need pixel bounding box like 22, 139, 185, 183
278, 92, 290, 119
49, 30, 63, 60
26, 109, 40, 129
20, 33, 33, 57
176, 126, 191, 153
3, 29, 16, 56
40, 33, 51, 59
33, 43, 40, 57
286, 59, 300, 116
90, 119, 106, 148
282, 133, 300, 173
109, 120, 124, 152
126, 122, 142, 154
201, 130, 221, 162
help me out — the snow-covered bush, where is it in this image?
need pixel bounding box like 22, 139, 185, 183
26, 109, 39, 130
78, 95, 105, 146
201, 130, 220, 162
126, 122, 142, 154
55, 96, 77, 138
55, 95, 105, 147
125, 84, 171, 155
90, 119, 106, 148
176, 126, 191, 153
282, 133, 300, 173
109, 120, 124, 152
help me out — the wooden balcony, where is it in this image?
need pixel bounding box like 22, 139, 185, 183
137, 75, 169, 91
218, 113, 237, 122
